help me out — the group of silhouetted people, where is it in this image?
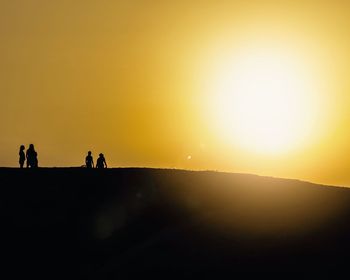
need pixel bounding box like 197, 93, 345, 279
19, 144, 38, 168
85, 151, 107, 169
18, 145, 107, 169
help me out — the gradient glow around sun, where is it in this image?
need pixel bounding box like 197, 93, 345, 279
210, 46, 323, 155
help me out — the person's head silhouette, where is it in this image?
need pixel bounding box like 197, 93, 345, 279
88, 151, 92, 155
29, 144, 34, 150
20, 145, 25, 151
99, 153, 104, 157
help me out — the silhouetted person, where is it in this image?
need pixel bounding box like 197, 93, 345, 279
19, 145, 26, 168
96, 153, 107, 169
26, 144, 38, 168
85, 151, 94, 168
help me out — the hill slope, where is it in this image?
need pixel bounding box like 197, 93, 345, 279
1, 168, 350, 279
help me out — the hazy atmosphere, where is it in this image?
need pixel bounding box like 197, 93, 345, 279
1, 0, 350, 186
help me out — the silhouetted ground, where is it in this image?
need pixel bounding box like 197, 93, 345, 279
1, 168, 350, 279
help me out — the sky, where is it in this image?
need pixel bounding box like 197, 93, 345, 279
1, 0, 350, 186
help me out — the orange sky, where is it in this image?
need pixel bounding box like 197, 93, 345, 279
1, 0, 350, 186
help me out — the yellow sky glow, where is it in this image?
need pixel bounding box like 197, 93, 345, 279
1, 0, 350, 186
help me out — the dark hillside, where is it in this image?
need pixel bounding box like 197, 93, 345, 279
1, 168, 350, 279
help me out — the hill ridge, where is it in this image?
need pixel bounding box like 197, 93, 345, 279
1, 167, 350, 278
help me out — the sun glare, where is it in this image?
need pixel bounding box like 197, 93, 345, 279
209, 45, 323, 155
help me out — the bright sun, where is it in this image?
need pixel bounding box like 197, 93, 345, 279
210, 46, 322, 155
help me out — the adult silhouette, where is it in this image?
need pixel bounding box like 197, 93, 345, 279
19, 145, 26, 168
26, 144, 38, 168
85, 151, 94, 168
96, 153, 107, 169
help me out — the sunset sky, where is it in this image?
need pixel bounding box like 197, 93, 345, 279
1, 0, 350, 186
